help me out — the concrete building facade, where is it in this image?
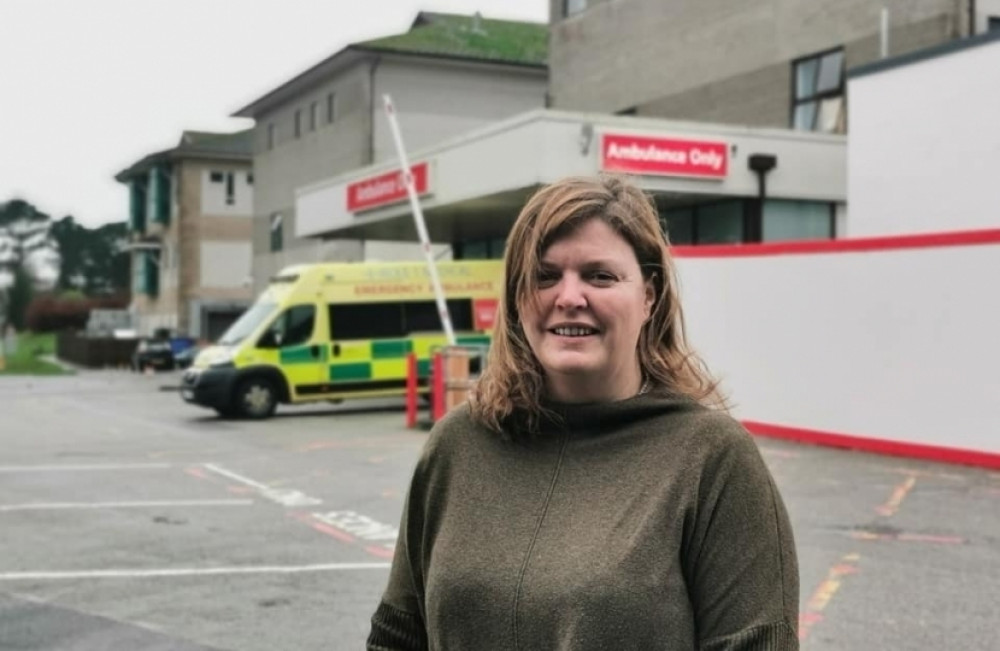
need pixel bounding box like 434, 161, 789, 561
547, 0, 995, 132
116, 131, 255, 340
234, 12, 548, 291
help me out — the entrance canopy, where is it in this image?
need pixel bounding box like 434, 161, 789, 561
296, 109, 846, 243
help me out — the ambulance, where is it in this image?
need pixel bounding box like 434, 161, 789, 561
180, 259, 502, 418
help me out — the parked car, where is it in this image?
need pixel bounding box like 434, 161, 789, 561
173, 345, 202, 370
132, 338, 175, 371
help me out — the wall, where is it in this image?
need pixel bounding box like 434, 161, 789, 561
673, 232, 1000, 461
250, 62, 372, 290
177, 160, 254, 334
250, 54, 546, 289
200, 242, 252, 288
200, 168, 253, 215
847, 35, 1000, 236
371, 57, 547, 163
548, 0, 960, 118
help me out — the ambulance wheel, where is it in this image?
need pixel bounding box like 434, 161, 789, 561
235, 377, 277, 419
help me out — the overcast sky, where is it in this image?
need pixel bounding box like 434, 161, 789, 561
0, 0, 548, 227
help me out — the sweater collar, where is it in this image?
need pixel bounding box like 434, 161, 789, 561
537, 386, 699, 436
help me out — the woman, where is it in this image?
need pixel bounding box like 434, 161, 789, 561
368, 175, 799, 650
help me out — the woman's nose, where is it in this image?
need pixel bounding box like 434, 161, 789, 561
554, 275, 587, 310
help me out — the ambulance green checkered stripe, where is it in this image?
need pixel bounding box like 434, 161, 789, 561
280, 346, 328, 364
456, 335, 490, 347
417, 359, 431, 378
329, 363, 372, 382
372, 339, 412, 359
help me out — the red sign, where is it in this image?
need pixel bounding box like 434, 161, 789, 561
347, 162, 430, 213
601, 134, 728, 179
473, 298, 498, 331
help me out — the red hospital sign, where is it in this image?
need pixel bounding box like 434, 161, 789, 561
601, 134, 728, 179
347, 162, 431, 212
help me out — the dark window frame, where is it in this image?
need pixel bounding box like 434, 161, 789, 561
790, 46, 846, 133
260, 304, 316, 348
327, 92, 337, 123
563, 0, 588, 18
294, 109, 302, 138
269, 213, 283, 253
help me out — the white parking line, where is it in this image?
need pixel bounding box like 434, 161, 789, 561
0, 499, 253, 512
0, 562, 391, 581
0, 463, 173, 473
202, 463, 323, 507
202, 463, 270, 491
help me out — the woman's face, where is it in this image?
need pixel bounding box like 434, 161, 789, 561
521, 218, 654, 403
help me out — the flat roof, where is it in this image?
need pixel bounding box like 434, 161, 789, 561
850, 29, 1000, 79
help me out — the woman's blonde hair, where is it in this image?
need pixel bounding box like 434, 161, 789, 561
470, 174, 726, 436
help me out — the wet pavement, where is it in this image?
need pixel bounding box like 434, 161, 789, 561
0, 370, 997, 650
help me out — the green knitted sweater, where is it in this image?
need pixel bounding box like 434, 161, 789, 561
368, 389, 799, 650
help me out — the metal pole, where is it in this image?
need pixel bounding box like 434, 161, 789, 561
382, 94, 456, 345
880, 8, 889, 59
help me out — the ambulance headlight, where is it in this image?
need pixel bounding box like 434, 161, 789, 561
207, 349, 235, 367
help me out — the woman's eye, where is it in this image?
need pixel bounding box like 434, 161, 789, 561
536, 271, 559, 287
589, 271, 617, 285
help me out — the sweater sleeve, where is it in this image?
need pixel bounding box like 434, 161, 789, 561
367, 419, 445, 651
686, 421, 800, 651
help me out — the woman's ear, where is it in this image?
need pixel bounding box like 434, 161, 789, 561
643, 273, 656, 319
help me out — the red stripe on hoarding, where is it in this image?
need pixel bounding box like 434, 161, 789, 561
672, 228, 1000, 258
742, 420, 1000, 470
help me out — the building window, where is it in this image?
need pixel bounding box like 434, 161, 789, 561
267, 123, 275, 150
762, 200, 834, 242
209, 171, 224, 183
661, 207, 694, 245
697, 201, 744, 244
270, 213, 283, 252
792, 48, 845, 133
309, 101, 318, 131
327, 92, 337, 123
989, 16, 1000, 32
294, 109, 302, 138
247, 172, 254, 185
564, 0, 587, 17
454, 238, 506, 260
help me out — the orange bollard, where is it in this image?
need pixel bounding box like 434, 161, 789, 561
432, 352, 445, 423
405, 353, 417, 428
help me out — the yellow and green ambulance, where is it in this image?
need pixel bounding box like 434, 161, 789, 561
180, 259, 502, 418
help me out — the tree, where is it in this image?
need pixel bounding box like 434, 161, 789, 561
8, 267, 32, 330
50, 216, 130, 295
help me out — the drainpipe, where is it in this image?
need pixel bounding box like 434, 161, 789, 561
747, 154, 778, 243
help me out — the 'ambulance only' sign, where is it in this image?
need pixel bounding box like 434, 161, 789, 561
601, 134, 728, 179
347, 162, 431, 213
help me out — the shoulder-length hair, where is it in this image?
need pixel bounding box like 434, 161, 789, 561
470, 174, 726, 436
